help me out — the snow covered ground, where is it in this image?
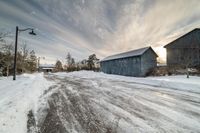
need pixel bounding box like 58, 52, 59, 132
0, 71, 200, 133
0, 73, 52, 133
55, 71, 200, 93
38, 71, 200, 133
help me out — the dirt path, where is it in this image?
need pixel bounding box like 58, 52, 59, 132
33, 74, 200, 133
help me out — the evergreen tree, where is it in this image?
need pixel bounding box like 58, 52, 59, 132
55, 60, 63, 72
71, 58, 75, 66
65, 52, 76, 71
87, 54, 99, 70
66, 52, 72, 67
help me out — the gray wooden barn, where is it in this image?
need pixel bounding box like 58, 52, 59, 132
164, 28, 200, 67
100, 47, 158, 77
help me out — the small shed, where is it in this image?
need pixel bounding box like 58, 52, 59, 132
164, 28, 200, 67
39, 64, 55, 73
100, 47, 158, 77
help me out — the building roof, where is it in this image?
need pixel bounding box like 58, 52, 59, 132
39, 64, 55, 68
101, 46, 157, 62
164, 28, 200, 48
42, 68, 54, 70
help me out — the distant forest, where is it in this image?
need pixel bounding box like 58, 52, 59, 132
0, 31, 100, 76
54, 52, 100, 72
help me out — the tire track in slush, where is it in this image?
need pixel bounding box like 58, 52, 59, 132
34, 75, 200, 133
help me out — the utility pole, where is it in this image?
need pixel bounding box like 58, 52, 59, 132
13, 26, 18, 80
13, 26, 36, 80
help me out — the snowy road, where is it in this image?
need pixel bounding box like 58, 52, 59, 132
37, 72, 200, 133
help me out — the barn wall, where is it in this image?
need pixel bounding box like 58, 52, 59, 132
100, 56, 141, 76
165, 29, 200, 67
141, 49, 157, 76
167, 48, 200, 67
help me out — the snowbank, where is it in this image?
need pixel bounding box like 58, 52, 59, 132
54, 71, 200, 93
0, 73, 52, 133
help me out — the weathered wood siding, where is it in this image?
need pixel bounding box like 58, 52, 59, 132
100, 56, 141, 76
167, 48, 200, 67
100, 48, 157, 77
165, 29, 200, 67
141, 49, 157, 76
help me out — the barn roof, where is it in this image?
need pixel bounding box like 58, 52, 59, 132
101, 46, 157, 62
164, 28, 200, 48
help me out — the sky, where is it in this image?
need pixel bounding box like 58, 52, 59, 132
0, 0, 200, 64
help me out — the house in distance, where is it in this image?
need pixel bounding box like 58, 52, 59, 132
164, 28, 200, 68
100, 47, 158, 77
39, 64, 55, 73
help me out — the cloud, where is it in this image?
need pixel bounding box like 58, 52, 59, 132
0, 0, 200, 63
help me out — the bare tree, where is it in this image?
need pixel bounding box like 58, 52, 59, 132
0, 32, 12, 76
0, 44, 14, 76
0, 32, 9, 43
180, 49, 194, 78
20, 42, 29, 73
28, 50, 37, 72
0, 32, 38, 76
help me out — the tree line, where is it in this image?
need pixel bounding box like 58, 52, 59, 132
0, 31, 100, 76
0, 32, 37, 76
54, 52, 100, 72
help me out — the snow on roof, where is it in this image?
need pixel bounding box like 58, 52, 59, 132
101, 47, 151, 62
42, 68, 54, 70
39, 64, 55, 68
